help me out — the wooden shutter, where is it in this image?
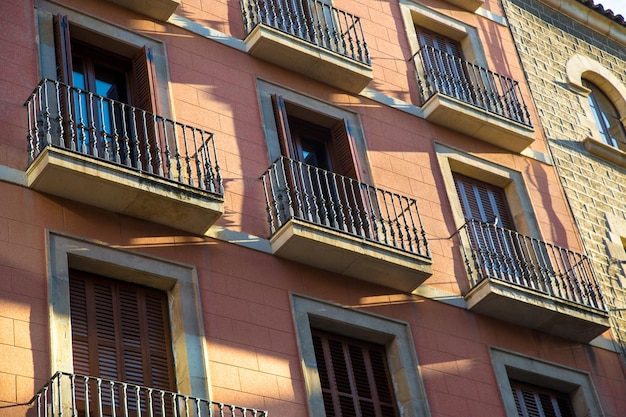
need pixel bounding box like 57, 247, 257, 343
312, 330, 399, 417
53, 15, 73, 85
511, 381, 574, 417
453, 173, 515, 230
69, 270, 175, 391
414, 26, 462, 58
131, 46, 157, 114
330, 119, 361, 181
131, 47, 159, 170
271, 94, 297, 158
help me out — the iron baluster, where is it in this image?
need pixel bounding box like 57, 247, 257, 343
26, 87, 37, 162
279, 158, 296, 220
42, 80, 52, 148
121, 103, 132, 165
321, 168, 338, 228
331, 172, 348, 231
162, 118, 174, 180
53, 81, 65, 148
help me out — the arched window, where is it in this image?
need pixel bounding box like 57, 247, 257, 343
583, 79, 626, 151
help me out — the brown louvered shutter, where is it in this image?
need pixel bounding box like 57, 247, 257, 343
312, 330, 399, 417
271, 94, 297, 158
69, 270, 175, 391
511, 381, 574, 417
53, 15, 73, 85
453, 173, 515, 230
131, 46, 157, 114
131, 47, 159, 171
414, 26, 462, 58
330, 119, 361, 180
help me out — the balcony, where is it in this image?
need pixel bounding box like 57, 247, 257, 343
29, 372, 268, 417
456, 219, 609, 342
240, 0, 373, 93
412, 46, 535, 152
25, 80, 224, 235
261, 157, 432, 292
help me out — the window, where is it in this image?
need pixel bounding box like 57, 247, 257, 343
69, 270, 175, 390
511, 381, 574, 417
48, 232, 210, 398
312, 330, 398, 417
271, 94, 360, 178
453, 173, 515, 228
583, 79, 626, 152
414, 25, 468, 100
53, 14, 157, 165
400, 1, 486, 67
566, 55, 626, 165
291, 294, 430, 417
452, 173, 542, 284
264, 87, 370, 234
435, 142, 539, 242
490, 347, 603, 417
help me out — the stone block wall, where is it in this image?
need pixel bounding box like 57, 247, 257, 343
503, 0, 626, 356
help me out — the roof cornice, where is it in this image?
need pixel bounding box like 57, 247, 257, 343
537, 0, 626, 45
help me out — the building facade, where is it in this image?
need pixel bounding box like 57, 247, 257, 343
0, 0, 624, 416
502, 0, 626, 372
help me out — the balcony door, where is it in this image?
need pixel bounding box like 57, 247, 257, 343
69, 270, 175, 415
53, 15, 157, 169
415, 26, 467, 100
271, 94, 369, 235
453, 174, 527, 283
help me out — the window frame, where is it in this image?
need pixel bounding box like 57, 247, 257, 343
490, 347, 604, 417
566, 54, 626, 166
257, 79, 372, 184
47, 232, 210, 398
291, 294, 431, 417
312, 329, 400, 417
69, 269, 177, 390
510, 380, 575, 417
36, 3, 172, 120
399, 0, 487, 69
435, 142, 540, 239
583, 79, 626, 151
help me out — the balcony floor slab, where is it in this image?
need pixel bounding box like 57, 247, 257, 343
270, 218, 432, 292
465, 277, 610, 343
26, 147, 224, 234
422, 93, 535, 152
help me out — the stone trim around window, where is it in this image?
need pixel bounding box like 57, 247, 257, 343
35, 0, 172, 120
399, 0, 488, 67
490, 347, 604, 417
566, 54, 626, 160
47, 232, 210, 398
434, 142, 541, 239
256, 79, 372, 184
291, 294, 431, 417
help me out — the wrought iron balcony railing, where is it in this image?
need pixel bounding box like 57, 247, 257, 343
241, 0, 370, 65
261, 157, 430, 258
29, 372, 268, 417
456, 219, 606, 311
411, 46, 532, 126
25, 79, 223, 195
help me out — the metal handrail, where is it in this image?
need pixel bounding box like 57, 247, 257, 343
261, 157, 430, 258
241, 0, 370, 65
456, 219, 606, 311
29, 371, 268, 417
25, 79, 223, 195
411, 45, 532, 126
